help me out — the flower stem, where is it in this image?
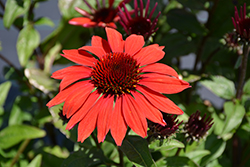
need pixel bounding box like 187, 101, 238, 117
10, 139, 31, 167
236, 42, 249, 99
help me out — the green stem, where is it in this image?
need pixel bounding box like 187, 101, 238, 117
10, 139, 31, 167
236, 42, 249, 99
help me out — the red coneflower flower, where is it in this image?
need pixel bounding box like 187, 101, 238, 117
232, 3, 250, 41
69, 0, 130, 28
118, 0, 160, 40
46, 27, 190, 146
184, 111, 213, 142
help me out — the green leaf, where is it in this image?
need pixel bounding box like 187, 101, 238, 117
119, 136, 156, 167
3, 0, 31, 29
58, 0, 86, 19
43, 43, 62, 74
35, 17, 55, 27
27, 154, 42, 167
243, 78, 250, 95
200, 135, 226, 166
167, 8, 207, 35
17, 24, 40, 67
48, 104, 70, 139
221, 101, 245, 138
0, 81, 11, 106
0, 124, 46, 149
200, 75, 236, 100
149, 139, 184, 151
165, 156, 199, 167
24, 68, 59, 94
185, 150, 210, 164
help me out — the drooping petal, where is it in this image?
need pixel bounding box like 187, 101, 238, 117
140, 63, 179, 78
122, 94, 147, 138
69, 17, 97, 27
134, 44, 164, 66
131, 91, 165, 126
62, 49, 97, 66
51, 65, 92, 80
125, 34, 144, 56
46, 81, 90, 108
63, 82, 95, 117
110, 96, 127, 146
106, 27, 124, 52
137, 85, 184, 115
97, 95, 114, 142
139, 73, 190, 94
65, 91, 101, 130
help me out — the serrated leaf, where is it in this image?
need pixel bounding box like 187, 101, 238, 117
0, 124, 46, 149
165, 156, 199, 167
61, 148, 109, 167
3, 0, 31, 29
17, 24, 40, 67
243, 78, 250, 95
0, 81, 11, 106
35, 17, 55, 27
119, 136, 155, 167
200, 76, 235, 100
221, 101, 245, 137
25, 68, 59, 94
27, 154, 42, 167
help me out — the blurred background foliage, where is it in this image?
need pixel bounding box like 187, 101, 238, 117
0, 0, 250, 166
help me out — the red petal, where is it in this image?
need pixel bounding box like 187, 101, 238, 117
63, 82, 95, 117
62, 49, 97, 66
60, 73, 91, 90
122, 94, 147, 138
69, 17, 97, 27
105, 27, 124, 52
125, 34, 144, 56
139, 73, 190, 94
51, 65, 92, 80
134, 44, 164, 66
137, 85, 184, 115
106, 22, 117, 29
131, 91, 165, 126
140, 63, 179, 78
80, 46, 107, 59
92, 36, 111, 54
97, 95, 114, 142
110, 96, 127, 146
77, 97, 102, 142
65, 91, 101, 130
46, 81, 89, 108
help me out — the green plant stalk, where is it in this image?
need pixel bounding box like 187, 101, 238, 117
236, 42, 250, 99
10, 139, 31, 167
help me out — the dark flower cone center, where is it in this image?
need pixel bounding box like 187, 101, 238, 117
91, 53, 140, 95
93, 8, 117, 23
128, 17, 151, 35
